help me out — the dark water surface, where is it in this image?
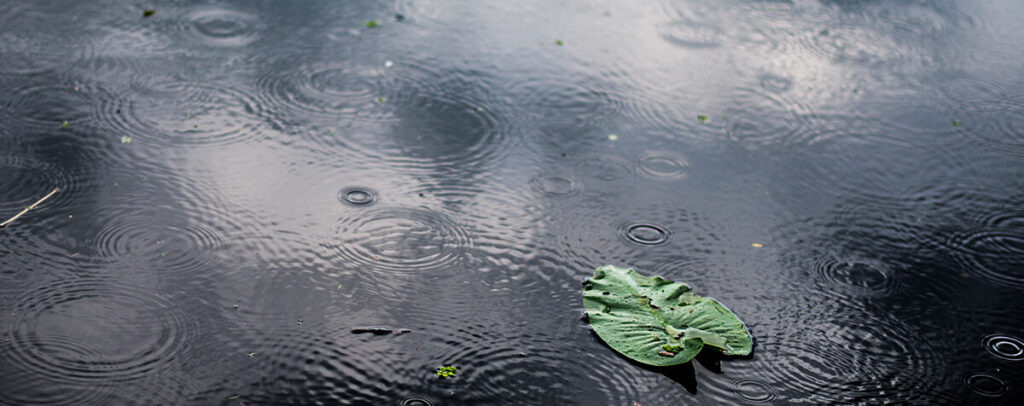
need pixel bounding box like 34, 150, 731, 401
2, 0, 1023, 404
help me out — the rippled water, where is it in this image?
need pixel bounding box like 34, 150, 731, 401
2, 0, 1023, 404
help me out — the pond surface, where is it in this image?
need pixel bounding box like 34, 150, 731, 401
1, 0, 1023, 404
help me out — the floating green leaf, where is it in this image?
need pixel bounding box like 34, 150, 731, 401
697, 115, 709, 123
143, 9, 156, 18
365, 20, 379, 28
436, 365, 458, 378
60, 121, 68, 128
582, 265, 752, 367
952, 119, 962, 127
555, 40, 564, 46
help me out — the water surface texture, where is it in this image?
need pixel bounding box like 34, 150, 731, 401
2, 0, 1024, 404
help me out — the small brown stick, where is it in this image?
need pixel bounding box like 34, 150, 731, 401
0, 188, 59, 228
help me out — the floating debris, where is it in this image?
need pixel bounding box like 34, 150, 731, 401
436, 365, 458, 378
60, 121, 68, 128
384, 60, 394, 68
121, 136, 133, 144
365, 20, 379, 28
697, 115, 709, 123
608, 134, 619, 141
952, 119, 962, 127
395, 14, 405, 22
143, 9, 156, 18
555, 40, 564, 46
1, 188, 60, 228
752, 243, 763, 248
351, 326, 410, 335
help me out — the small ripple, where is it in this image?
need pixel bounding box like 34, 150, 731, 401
530, 175, 580, 197
256, 60, 381, 124
323, 207, 472, 275
659, 15, 724, 49
286, 59, 514, 171
812, 255, 900, 297
338, 187, 379, 206
722, 85, 815, 150
0, 4, 91, 76
965, 373, 1009, 397
572, 154, 631, 182
655, 3, 773, 51
178, 7, 262, 47
88, 213, 226, 276
4, 80, 114, 131
618, 223, 671, 246
408, 314, 588, 404
400, 398, 434, 406
962, 106, 1024, 155
2, 279, 201, 385
933, 74, 1024, 113
109, 78, 268, 147
943, 210, 1024, 287
769, 2, 967, 69
772, 313, 945, 403
0, 155, 73, 213
511, 77, 624, 154
731, 379, 779, 403
632, 151, 689, 180
759, 73, 793, 93
982, 335, 1024, 361
0, 31, 69, 75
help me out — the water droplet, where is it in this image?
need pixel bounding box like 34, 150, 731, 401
634, 151, 688, 180
982, 335, 1024, 361
338, 187, 378, 206
529, 175, 580, 196
400, 398, 433, 406
966, 373, 1008, 397
621, 223, 670, 246
733, 379, 777, 402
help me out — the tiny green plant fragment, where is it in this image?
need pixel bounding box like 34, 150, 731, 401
143, 9, 156, 18
376, 97, 385, 103
582, 265, 752, 367
121, 136, 132, 144
60, 121, 68, 128
952, 120, 962, 127
436, 365, 458, 378
365, 20, 379, 28
697, 115, 709, 123
227, 395, 240, 400
555, 40, 564, 46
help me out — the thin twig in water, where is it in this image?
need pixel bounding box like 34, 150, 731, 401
0, 188, 60, 228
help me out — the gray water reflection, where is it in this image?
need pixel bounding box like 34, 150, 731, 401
2, 0, 1023, 404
